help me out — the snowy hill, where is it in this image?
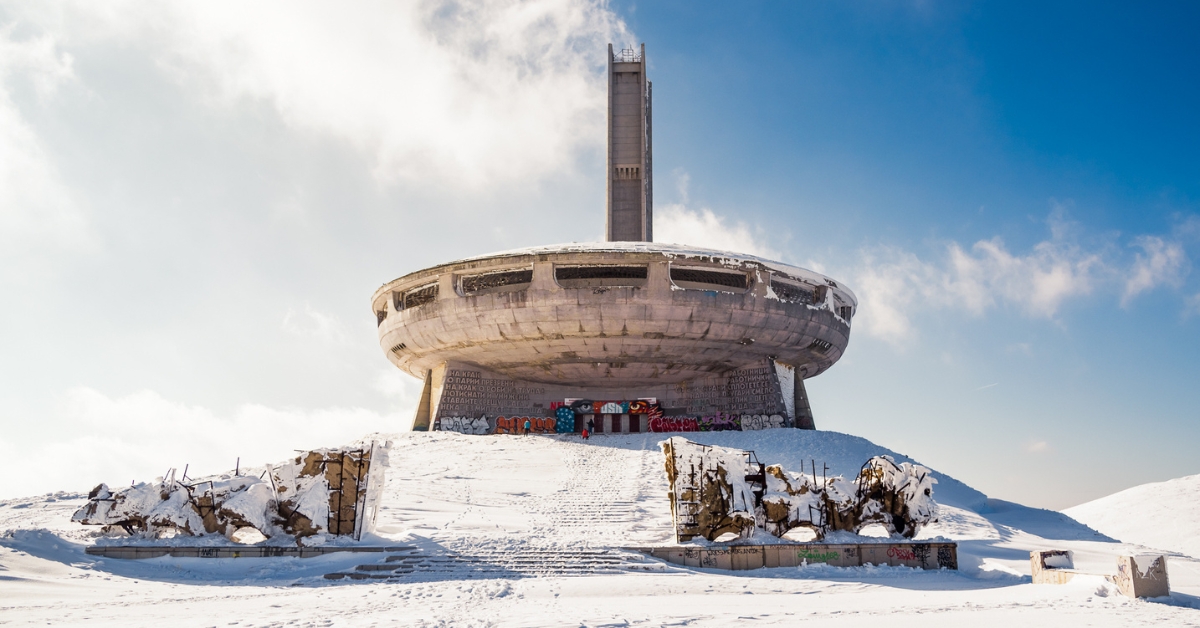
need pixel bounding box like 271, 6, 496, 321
1064, 473, 1200, 559
2, 429, 1198, 626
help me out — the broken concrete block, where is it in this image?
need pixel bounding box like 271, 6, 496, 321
1030, 550, 1078, 585
1112, 554, 1169, 599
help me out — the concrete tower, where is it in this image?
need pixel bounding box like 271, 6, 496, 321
606, 44, 652, 242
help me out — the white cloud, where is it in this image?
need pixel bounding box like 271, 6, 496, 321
0, 27, 91, 281
10, 0, 629, 190
655, 170, 782, 259
656, 204, 782, 259
1122, 235, 1190, 305
853, 215, 1106, 345
0, 387, 406, 499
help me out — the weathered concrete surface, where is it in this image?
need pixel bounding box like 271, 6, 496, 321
1030, 549, 1081, 585
373, 243, 855, 391
84, 545, 412, 560
1113, 554, 1170, 598
638, 542, 958, 571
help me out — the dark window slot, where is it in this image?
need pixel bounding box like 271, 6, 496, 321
555, 266, 648, 281
461, 269, 532, 294
770, 280, 814, 304
670, 268, 748, 290
402, 284, 438, 309
807, 339, 833, 355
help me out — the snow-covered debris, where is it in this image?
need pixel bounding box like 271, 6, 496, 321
662, 437, 759, 541
663, 438, 938, 542
853, 456, 939, 538
72, 443, 386, 544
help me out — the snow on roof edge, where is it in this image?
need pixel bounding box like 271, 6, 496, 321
435, 241, 858, 305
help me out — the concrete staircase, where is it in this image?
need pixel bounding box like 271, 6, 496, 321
323, 547, 672, 580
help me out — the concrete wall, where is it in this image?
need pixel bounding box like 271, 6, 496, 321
640, 542, 958, 571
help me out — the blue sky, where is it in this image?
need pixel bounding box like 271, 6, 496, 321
0, 1, 1196, 508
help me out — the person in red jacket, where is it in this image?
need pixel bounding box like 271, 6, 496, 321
582, 428, 590, 440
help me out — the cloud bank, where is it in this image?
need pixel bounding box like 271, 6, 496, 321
5, 0, 629, 189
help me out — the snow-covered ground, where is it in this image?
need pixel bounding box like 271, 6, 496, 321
1065, 473, 1200, 560
2, 429, 1198, 626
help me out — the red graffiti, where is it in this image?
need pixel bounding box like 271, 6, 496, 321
648, 417, 699, 433
887, 546, 917, 561
496, 416, 557, 434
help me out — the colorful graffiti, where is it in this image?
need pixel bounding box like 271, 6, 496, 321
698, 413, 740, 432
645, 410, 788, 433
495, 416, 559, 434
596, 401, 629, 414
555, 406, 575, 433
798, 550, 841, 564
648, 416, 700, 432
439, 399, 789, 436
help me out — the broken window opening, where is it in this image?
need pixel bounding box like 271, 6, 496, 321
460, 268, 533, 295
812, 285, 828, 305
807, 339, 833, 355
555, 265, 648, 289
402, 284, 438, 309
770, 279, 815, 305
670, 267, 749, 292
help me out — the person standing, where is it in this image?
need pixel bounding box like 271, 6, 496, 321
586, 417, 595, 435
523, 418, 531, 436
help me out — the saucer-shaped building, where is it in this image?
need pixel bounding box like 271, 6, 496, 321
373, 46, 856, 435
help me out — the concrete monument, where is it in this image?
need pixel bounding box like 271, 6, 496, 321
373, 46, 857, 434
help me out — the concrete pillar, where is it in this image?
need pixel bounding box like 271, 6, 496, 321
531, 261, 558, 292
794, 374, 816, 430
437, 273, 457, 300
427, 363, 449, 422
411, 370, 433, 431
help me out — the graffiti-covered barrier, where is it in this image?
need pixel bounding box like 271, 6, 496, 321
636, 543, 958, 571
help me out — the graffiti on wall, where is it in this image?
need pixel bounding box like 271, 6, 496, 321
644, 408, 788, 433
495, 416, 559, 434
435, 395, 789, 436
438, 416, 491, 435
555, 407, 575, 433
739, 414, 786, 430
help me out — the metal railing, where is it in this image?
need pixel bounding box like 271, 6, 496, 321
614, 47, 642, 63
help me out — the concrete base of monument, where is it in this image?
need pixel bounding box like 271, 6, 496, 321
84, 545, 413, 560
634, 542, 959, 571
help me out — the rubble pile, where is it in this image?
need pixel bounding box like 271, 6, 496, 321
662, 437, 938, 542
72, 444, 386, 544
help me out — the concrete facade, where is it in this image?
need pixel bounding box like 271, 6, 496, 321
373, 243, 854, 432
607, 44, 652, 242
